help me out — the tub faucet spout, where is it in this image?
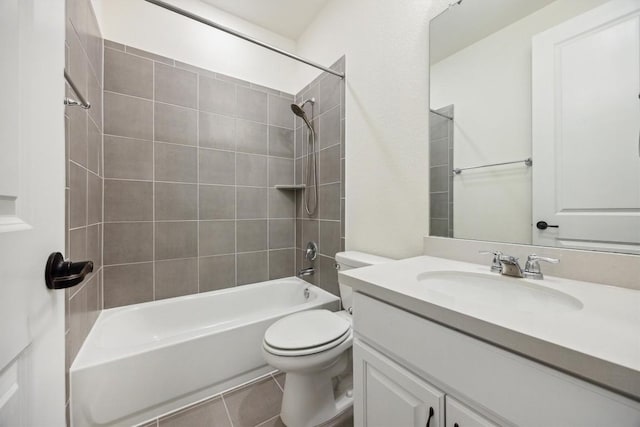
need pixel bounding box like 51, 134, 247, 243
298, 267, 315, 277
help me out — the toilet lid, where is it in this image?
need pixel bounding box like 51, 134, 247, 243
264, 310, 351, 351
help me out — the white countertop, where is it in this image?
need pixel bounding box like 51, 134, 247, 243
339, 255, 640, 401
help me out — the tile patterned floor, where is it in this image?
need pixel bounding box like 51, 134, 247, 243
138, 372, 354, 427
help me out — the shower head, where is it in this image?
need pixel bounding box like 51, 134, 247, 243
291, 98, 315, 128
291, 103, 307, 118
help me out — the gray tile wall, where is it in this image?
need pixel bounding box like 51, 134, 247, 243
64, 0, 103, 423
102, 41, 297, 308
429, 106, 454, 238
294, 58, 346, 296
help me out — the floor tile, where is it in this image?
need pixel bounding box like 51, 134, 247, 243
223, 377, 283, 427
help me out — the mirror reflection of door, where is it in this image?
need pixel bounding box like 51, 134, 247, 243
532, 0, 640, 254
429, 0, 640, 255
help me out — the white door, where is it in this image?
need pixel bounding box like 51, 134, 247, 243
532, 0, 640, 253
353, 341, 445, 427
0, 0, 66, 425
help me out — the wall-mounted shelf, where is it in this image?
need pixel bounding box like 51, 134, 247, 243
275, 185, 306, 190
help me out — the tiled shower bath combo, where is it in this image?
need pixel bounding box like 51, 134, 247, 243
64, 0, 347, 419
100, 41, 346, 308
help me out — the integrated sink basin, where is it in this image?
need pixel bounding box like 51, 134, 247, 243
416, 271, 583, 314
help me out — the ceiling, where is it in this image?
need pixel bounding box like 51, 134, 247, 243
200, 0, 331, 40
430, 0, 556, 63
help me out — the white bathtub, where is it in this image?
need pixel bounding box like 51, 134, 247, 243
70, 277, 340, 427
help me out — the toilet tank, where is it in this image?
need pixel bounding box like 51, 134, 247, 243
335, 251, 392, 312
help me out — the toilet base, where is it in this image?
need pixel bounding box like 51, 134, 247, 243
280, 352, 352, 427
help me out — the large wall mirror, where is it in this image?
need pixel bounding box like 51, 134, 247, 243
429, 0, 640, 255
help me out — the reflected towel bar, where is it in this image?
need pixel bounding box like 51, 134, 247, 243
430, 109, 453, 120
64, 70, 91, 109
453, 158, 532, 175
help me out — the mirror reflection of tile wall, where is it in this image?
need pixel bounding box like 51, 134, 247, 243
429, 106, 454, 238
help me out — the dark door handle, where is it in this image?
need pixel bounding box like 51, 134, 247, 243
536, 221, 559, 230
45, 252, 93, 289
426, 407, 434, 427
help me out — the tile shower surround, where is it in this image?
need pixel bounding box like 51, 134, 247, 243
294, 57, 346, 296
60, 36, 349, 426
101, 40, 321, 307
64, 0, 104, 423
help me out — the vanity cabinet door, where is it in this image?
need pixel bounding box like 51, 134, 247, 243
445, 397, 499, 427
354, 340, 445, 427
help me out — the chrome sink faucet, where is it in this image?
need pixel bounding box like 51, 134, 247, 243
479, 251, 503, 273
480, 251, 559, 279
523, 254, 560, 280
498, 255, 524, 278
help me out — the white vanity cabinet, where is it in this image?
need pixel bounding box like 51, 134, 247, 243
354, 340, 496, 427
353, 341, 445, 427
352, 292, 640, 427
445, 397, 499, 427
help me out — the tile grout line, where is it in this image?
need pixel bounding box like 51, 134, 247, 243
101, 218, 297, 224
152, 60, 156, 302
270, 373, 284, 393
196, 72, 200, 294
233, 82, 239, 288
108, 41, 297, 101
256, 415, 281, 427
103, 176, 299, 189
103, 90, 294, 131
100, 35, 105, 314
221, 394, 235, 427
266, 86, 271, 281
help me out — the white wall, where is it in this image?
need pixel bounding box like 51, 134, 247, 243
91, 0, 299, 93
430, 0, 608, 245
294, 0, 451, 259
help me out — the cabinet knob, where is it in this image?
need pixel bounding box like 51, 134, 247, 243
426, 407, 434, 427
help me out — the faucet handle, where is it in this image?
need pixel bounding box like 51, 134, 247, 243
524, 254, 559, 280
527, 254, 559, 264
479, 250, 503, 273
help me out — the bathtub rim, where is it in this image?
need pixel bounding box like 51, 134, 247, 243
71, 277, 340, 371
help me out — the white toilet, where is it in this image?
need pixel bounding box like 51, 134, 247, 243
262, 251, 391, 427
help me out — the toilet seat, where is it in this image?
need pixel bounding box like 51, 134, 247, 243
264, 310, 352, 356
